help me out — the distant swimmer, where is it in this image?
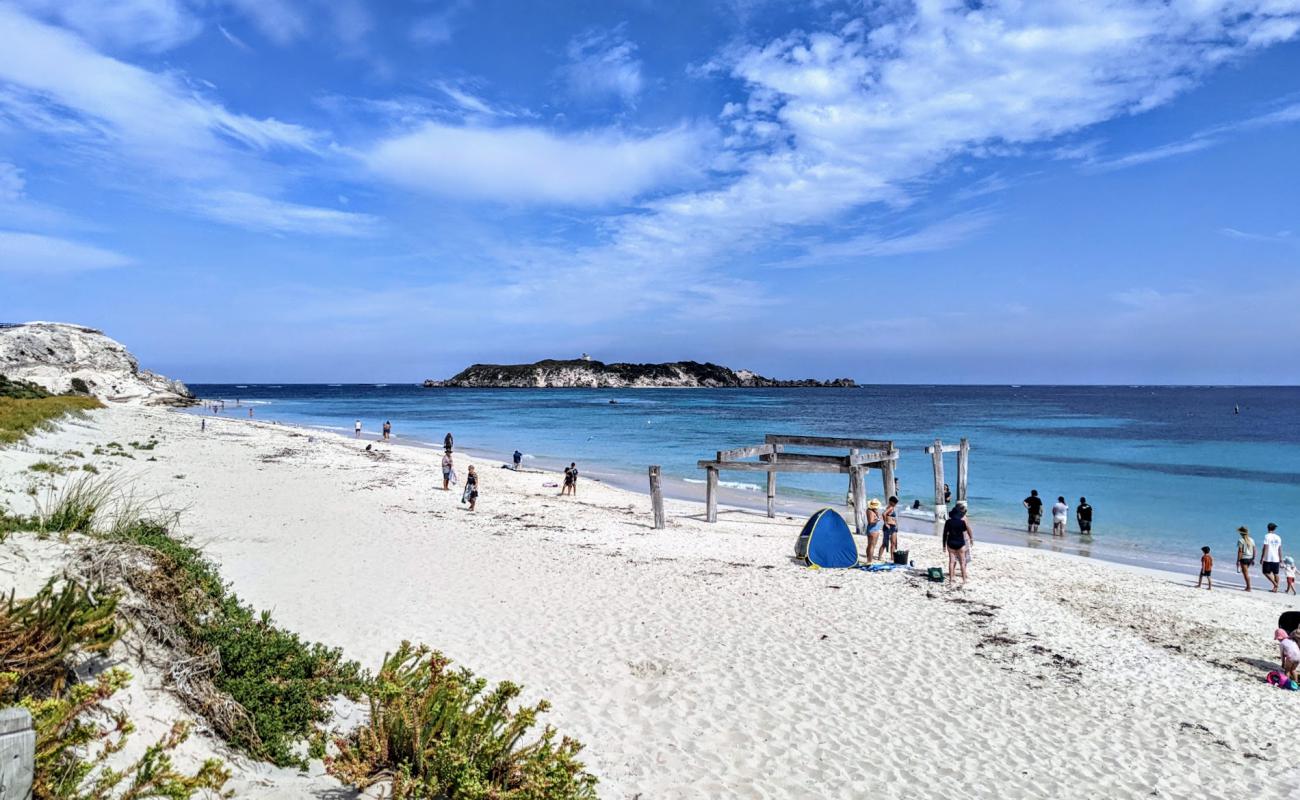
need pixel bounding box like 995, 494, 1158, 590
248, 408, 253, 418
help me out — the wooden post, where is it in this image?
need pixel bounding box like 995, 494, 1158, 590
881, 452, 896, 501
846, 448, 859, 505
850, 466, 867, 535
705, 466, 718, 523
930, 438, 947, 537
957, 438, 969, 504
0, 707, 34, 800
765, 469, 776, 518
648, 466, 665, 530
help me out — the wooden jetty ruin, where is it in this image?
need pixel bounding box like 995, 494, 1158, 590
646, 433, 971, 535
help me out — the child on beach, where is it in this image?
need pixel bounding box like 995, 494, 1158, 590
463, 466, 478, 511
1285, 557, 1296, 595
1196, 546, 1212, 590
1276, 628, 1299, 682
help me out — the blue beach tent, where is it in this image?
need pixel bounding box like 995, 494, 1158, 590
795, 508, 859, 568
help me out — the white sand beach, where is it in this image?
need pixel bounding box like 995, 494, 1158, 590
3, 406, 1298, 799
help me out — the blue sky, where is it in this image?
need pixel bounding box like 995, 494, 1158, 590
1, 0, 1298, 384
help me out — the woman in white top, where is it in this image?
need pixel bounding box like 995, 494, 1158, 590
1051, 496, 1069, 537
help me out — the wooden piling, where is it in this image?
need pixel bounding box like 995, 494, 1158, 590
648, 465, 665, 529
0, 707, 34, 800
851, 466, 867, 535
957, 438, 969, 504
930, 438, 947, 537
705, 466, 718, 523
881, 452, 896, 501
765, 470, 776, 518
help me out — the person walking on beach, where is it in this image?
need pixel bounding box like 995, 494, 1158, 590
354, 419, 362, 438
1261, 523, 1284, 592
382, 420, 391, 441
876, 495, 899, 562
944, 503, 972, 585
943, 483, 952, 504
513, 450, 523, 470
865, 498, 883, 563
561, 463, 579, 496
1024, 490, 1043, 533
444, 432, 454, 453
1076, 497, 1092, 535
1237, 526, 1256, 592
441, 451, 454, 491
1284, 556, 1297, 594
1051, 496, 1069, 537
200, 417, 205, 432
463, 466, 478, 511
1196, 546, 1213, 590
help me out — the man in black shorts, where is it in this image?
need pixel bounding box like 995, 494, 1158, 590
1076, 496, 1093, 535
1024, 489, 1043, 533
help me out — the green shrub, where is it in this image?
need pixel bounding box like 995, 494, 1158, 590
106, 520, 364, 768
82, 464, 99, 474
36, 475, 117, 534
29, 461, 68, 475
328, 642, 597, 800
0, 374, 53, 399
0, 578, 118, 697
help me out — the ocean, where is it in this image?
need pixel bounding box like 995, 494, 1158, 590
185, 384, 1300, 573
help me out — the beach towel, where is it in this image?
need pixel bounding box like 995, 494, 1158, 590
854, 563, 902, 573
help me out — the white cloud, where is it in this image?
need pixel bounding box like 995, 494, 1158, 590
12, 0, 200, 52
560, 29, 644, 106
364, 123, 708, 205
1086, 100, 1300, 171
196, 191, 379, 237
225, 0, 307, 45
0, 6, 319, 182
1220, 227, 1296, 245
0, 230, 131, 273
0, 163, 24, 201
784, 212, 996, 267
411, 13, 454, 46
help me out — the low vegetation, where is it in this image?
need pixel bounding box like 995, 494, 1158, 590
327, 642, 597, 800
6, 473, 598, 795
1, 577, 228, 799
0, 374, 102, 446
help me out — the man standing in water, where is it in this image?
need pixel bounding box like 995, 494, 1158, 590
382, 420, 391, 441
354, 419, 362, 438
1076, 497, 1093, 535
1024, 490, 1043, 533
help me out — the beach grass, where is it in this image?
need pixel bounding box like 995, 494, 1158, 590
0, 395, 102, 445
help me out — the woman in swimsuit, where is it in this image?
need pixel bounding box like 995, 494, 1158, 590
944, 505, 972, 585
865, 498, 883, 563
876, 496, 899, 562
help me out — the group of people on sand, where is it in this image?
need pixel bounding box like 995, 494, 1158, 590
436, 432, 477, 510
1023, 490, 1092, 536
1198, 523, 1294, 592
861, 496, 900, 564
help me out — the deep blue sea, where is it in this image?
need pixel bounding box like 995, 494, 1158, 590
186, 384, 1300, 573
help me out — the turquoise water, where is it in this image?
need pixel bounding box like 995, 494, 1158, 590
187, 384, 1300, 572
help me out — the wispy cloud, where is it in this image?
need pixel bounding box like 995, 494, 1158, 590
0, 230, 131, 273
783, 212, 996, 268
1086, 100, 1300, 171
559, 28, 644, 106
13, 0, 201, 52
1220, 227, 1296, 245
195, 191, 379, 237
364, 122, 709, 205
0, 162, 24, 201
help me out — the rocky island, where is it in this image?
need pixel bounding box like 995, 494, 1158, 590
424, 358, 856, 388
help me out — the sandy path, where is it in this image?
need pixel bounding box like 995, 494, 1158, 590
2, 406, 1297, 799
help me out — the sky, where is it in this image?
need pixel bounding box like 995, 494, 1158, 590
1, 0, 1299, 384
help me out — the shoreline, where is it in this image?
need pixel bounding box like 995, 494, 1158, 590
186, 404, 1215, 582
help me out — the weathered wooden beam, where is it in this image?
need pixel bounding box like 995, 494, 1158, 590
881, 450, 897, 500
930, 438, 947, 537
705, 466, 718, 523
716, 443, 776, 461
648, 465, 665, 530
850, 465, 866, 536
0, 707, 34, 800
924, 444, 962, 454
766, 470, 776, 518
697, 460, 854, 474
765, 434, 893, 450
957, 438, 970, 504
